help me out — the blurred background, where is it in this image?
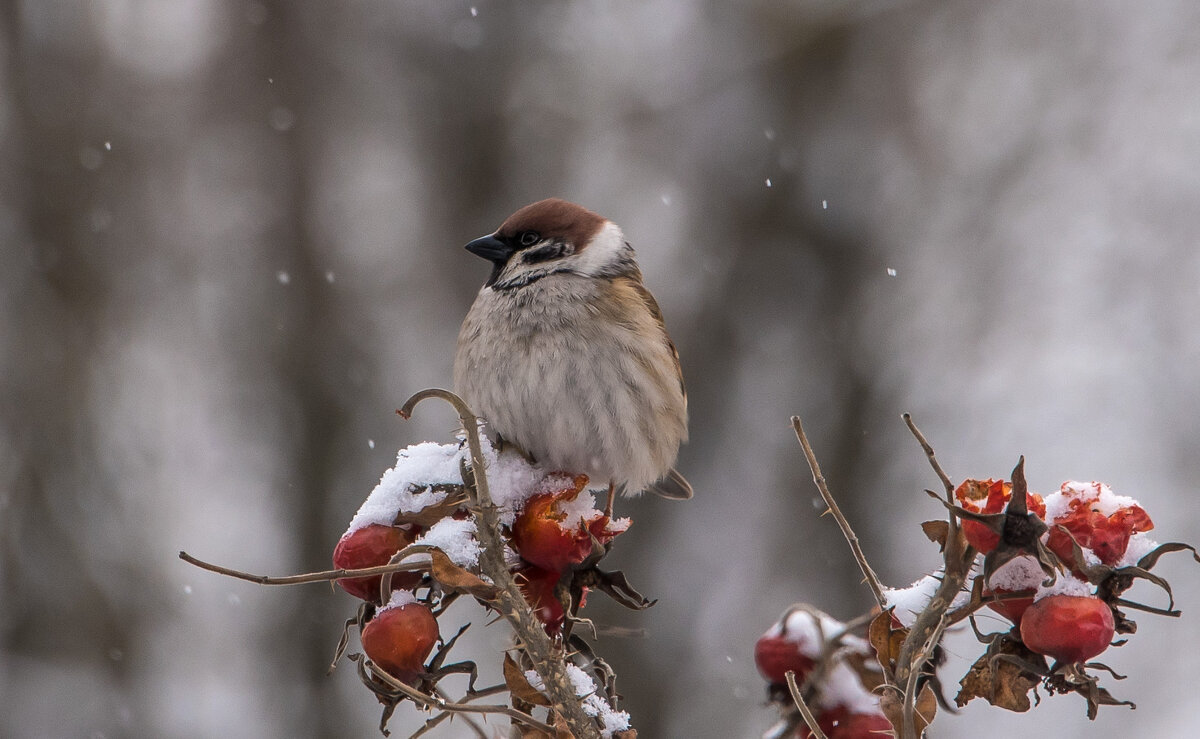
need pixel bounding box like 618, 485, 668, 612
3, 1, 1198, 737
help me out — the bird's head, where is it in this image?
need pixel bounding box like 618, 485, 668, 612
464, 198, 636, 289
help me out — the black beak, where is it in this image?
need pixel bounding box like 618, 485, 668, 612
464, 234, 514, 264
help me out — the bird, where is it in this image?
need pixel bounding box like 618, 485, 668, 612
453, 197, 691, 512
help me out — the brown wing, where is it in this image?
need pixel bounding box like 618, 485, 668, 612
628, 275, 687, 408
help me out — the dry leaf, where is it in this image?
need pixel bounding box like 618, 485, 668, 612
914, 683, 938, 731
1046, 666, 1135, 719
868, 609, 906, 669
550, 711, 575, 738
504, 654, 551, 706
429, 549, 500, 600
921, 520, 949, 549
880, 683, 936, 736
843, 650, 887, 693
955, 640, 1042, 712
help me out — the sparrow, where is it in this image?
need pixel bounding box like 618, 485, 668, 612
453, 198, 691, 506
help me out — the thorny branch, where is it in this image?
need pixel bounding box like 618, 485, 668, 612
399, 388, 603, 739
792, 414, 970, 739
410, 686, 508, 734
891, 415, 976, 739
791, 416, 888, 610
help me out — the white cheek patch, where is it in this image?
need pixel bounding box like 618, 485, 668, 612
570, 221, 627, 276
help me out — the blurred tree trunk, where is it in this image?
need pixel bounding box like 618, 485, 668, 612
0, 5, 150, 736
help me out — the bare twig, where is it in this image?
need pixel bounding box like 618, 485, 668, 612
432, 688, 489, 738
411, 682, 515, 736
901, 414, 954, 502
178, 550, 429, 585
785, 670, 827, 739
399, 388, 603, 739
791, 416, 888, 610
362, 659, 555, 734
409, 704, 489, 739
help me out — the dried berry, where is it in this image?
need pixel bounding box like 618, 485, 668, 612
955, 478, 1046, 553
1044, 481, 1153, 568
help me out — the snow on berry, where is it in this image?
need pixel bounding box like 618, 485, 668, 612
347, 433, 605, 539
779, 608, 867, 651
1043, 480, 1153, 567
981, 555, 1045, 624
1033, 573, 1094, 602
348, 442, 465, 534
412, 516, 482, 568
1043, 481, 1142, 522
756, 608, 880, 717
817, 660, 882, 715
474, 436, 558, 526
986, 555, 1044, 592
382, 588, 419, 610
1118, 532, 1159, 568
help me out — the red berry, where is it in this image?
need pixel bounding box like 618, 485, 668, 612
754, 632, 816, 686
960, 521, 995, 554
333, 523, 422, 603
510, 474, 626, 573
361, 600, 439, 684
796, 705, 844, 737
514, 565, 587, 636
984, 556, 1044, 626
1020, 594, 1114, 664
827, 711, 894, 738
797, 707, 892, 738
984, 586, 1035, 625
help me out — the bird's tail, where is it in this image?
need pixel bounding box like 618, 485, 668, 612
646, 468, 693, 500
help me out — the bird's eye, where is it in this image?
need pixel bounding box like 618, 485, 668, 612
518, 231, 540, 247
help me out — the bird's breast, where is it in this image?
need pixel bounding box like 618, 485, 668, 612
453, 277, 685, 491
